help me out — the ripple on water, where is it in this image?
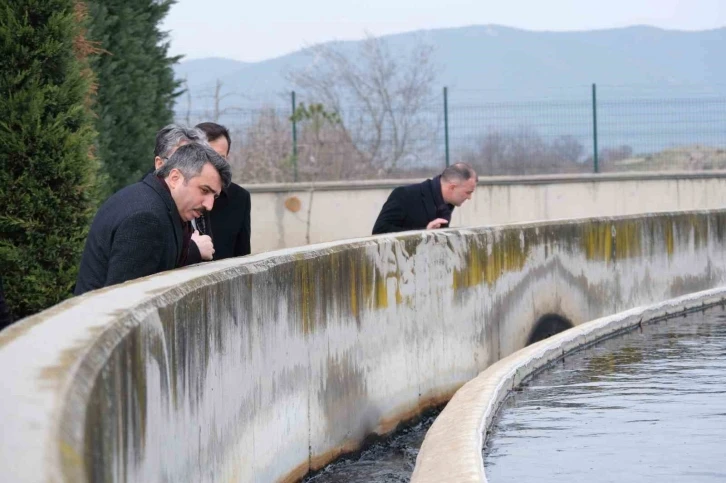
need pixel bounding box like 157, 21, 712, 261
484, 307, 726, 483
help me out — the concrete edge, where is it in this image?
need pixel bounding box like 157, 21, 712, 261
244, 171, 726, 192
7, 205, 721, 339
2, 210, 725, 482
410, 287, 726, 483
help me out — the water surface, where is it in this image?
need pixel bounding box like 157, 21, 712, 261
302, 410, 440, 483
484, 308, 726, 482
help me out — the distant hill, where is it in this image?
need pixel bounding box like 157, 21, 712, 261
174, 57, 249, 89
174, 24, 726, 112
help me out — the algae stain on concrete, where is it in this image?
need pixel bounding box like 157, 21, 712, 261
579, 213, 721, 264
294, 259, 315, 335
451, 213, 718, 297
453, 231, 532, 291
291, 248, 400, 335
582, 219, 649, 262
613, 220, 643, 260
318, 352, 375, 445
582, 222, 614, 262
79, 323, 157, 483
688, 214, 710, 249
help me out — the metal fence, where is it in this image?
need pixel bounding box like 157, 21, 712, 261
178, 84, 726, 183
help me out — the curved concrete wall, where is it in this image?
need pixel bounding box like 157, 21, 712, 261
1, 210, 726, 482
411, 288, 726, 483
249, 172, 726, 252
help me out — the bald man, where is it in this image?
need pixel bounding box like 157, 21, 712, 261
372, 163, 477, 234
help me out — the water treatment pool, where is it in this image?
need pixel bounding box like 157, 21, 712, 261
303, 306, 726, 482
483, 307, 726, 482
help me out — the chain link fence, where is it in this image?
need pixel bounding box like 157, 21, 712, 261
178, 84, 726, 183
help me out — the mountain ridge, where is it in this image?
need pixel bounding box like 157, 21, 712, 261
174, 24, 726, 111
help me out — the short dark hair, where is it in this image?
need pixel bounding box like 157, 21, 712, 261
441, 163, 476, 183
155, 143, 232, 188
196, 122, 231, 154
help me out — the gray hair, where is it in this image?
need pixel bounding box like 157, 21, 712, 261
441, 162, 476, 183
154, 124, 208, 158
155, 143, 232, 188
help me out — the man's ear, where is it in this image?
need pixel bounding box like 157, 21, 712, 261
166, 168, 184, 189
154, 156, 164, 170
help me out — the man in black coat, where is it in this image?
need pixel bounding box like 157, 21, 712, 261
150, 124, 216, 264
74, 143, 231, 295
195, 122, 252, 258
205, 182, 251, 258
372, 163, 477, 235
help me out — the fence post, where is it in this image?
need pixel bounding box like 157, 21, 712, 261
444, 86, 450, 168
291, 90, 298, 182
592, 83, 599, 173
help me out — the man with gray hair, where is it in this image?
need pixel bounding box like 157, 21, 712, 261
74, 143, 231, 295
151, 124, 215, 262
153, 124, 207, 169
372, 163, 477, 234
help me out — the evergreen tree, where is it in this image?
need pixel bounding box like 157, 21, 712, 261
87, 0, 181, 196
0, 0, 99, 319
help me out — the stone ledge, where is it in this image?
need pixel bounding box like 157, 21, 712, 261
245, 171, 726, 193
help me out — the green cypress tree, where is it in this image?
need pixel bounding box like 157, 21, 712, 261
0, 0, 99, 319
87, 0, 181, 196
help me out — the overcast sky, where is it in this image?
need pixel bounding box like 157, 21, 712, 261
162, 0, 726, 62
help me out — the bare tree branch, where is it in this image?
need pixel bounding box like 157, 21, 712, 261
288, 34, 440, 172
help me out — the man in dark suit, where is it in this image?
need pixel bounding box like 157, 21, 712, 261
372, 163, 477, 235
195, 122, 252, 258
151, 124, 216, 264
74, 143, 231, 295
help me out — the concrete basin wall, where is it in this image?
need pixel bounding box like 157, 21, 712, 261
411, 288, 726, 483
1, 210, 725, 482
249, 172, 726, 252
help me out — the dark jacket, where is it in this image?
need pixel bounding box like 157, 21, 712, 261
74, 174, 184, 295
372, 177, 454, 235
208, 182, 251, 259
184, 182, 251, 263
139, 168, 199, 265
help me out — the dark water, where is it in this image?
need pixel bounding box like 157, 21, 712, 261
484, 308, 726, 482
302, 410, 440, 483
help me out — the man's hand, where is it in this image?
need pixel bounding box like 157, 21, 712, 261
191, 229, 215, 261
426, 218, 449, 230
